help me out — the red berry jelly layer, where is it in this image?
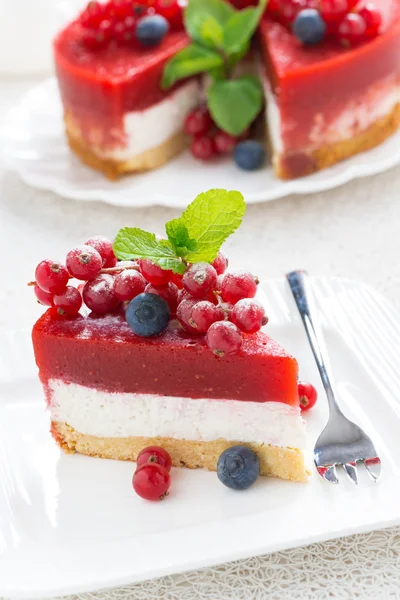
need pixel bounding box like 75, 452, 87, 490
259, 0, 400, 168
32, 310, 299, 405
54, 22, 189, 149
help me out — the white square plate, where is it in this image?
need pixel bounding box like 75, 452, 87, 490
2, 277, 400, 599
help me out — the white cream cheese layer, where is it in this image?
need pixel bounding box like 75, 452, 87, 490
100, 79, 200, 160
49, 379, 307, 449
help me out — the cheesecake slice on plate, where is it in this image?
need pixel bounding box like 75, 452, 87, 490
31, 188, 309, 482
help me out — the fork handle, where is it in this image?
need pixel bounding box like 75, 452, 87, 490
286, 271, 343, 417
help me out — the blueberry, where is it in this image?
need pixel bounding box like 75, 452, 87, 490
126, 293, 170, 337
217, 446, 260, 490
293, 9, 326, 45
233, 141, 265, 171
135, 15, 169, 47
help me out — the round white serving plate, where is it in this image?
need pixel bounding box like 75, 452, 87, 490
2, 276, 400, 598
1, 79, 400, 208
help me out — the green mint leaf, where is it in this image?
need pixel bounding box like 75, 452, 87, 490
174, 189, 246, 263
222, 0, 267, 55
184, 0, 234, 48
162, 43, 224, 89
166, 221, 198, 258
113, 228, 185, 274
207, 76, 263, 136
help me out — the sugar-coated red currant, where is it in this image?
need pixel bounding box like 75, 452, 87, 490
213, 131, 237, 154
66, 245, 103, 281
184, 106, 213, 137
113, 270, 146, 301
338, 13, 367, 45
34, 285, 54, 307
206, 321, 242, 357
139, 259, 172, 286
230, 299, 268, 333
137, 446, 172, 471
35, 259, 69, 294
221, 271, 258, 304
211, 251, 228, 275
83, 274, 120, 314
145, 282, 179, 315
183, 263, 218, 298
358, 3, 382, 37
189, 301, 225, 333
177, 288, 192, 305
80, 1, 106, 28
177, 297, 202, 334
279, 0, 306, 24
85, 235, 117, 268
54, 286, 83, 316
298, 381, 318, 411
190, 136, 217, 161
133, 463, 171, 501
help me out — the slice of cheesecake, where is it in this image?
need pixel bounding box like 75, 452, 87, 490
32, 309, 307, 481
259, 0, 400, 179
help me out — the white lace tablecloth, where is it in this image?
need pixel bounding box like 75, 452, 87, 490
1, 79, 400, 600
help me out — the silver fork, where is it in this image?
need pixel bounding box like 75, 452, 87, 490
286, 270, 382, 485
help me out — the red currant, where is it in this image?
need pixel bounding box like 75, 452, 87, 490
346, 0, 359, 9
184, 106, 213, 137
106, 0, 134, 19
85, 235, 117, 268
177, 288, 192, 305
80, 1, 106, 28
206, 321, 242, 357
66, 245, 103, 281
267, 0, 280, 14
35, 260, 69, 294
298, 381, 318, 411
221, 272, 259, 304
177, 298, 202, 334
189, 301, 225, 333
83, 274, 120, 314
81, 29, 109, 50
338, 13, 367, 45
213, 131, 237, 154
190, 136, 216, 161
279, 0, 307, 24
139, 259, 172, 286
137, 446, 172, 471
34, 285, 54, 307
144, 282, 179, 315
154, 0, 183, 29
358, 3, 382, 37
113, 270, 147, 301
170, 272, 184, 289
133, 463, 171, 501
54, 286, 83, 316
183, 263, 218, 298
319, 0, 348, 23
211, 252, 228, 275
230, 299, 268, 333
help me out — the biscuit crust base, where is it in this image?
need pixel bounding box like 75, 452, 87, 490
65, 114, 188, 180
52, 421, 309, 483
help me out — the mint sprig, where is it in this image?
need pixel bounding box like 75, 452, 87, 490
162, 0, 267, 136
113, 189, 246, 272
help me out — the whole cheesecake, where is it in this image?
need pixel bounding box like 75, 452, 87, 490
53, 0, 400, 179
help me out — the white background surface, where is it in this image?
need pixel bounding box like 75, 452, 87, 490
1, 78, 400, 599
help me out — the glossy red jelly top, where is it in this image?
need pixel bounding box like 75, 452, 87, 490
32, 310, 299, 405
54, 22, 189, 115
259, 0, 400, 155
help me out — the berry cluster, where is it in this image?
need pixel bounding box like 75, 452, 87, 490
79, 0, 183, 50
133, 446, 172, 500
184, 106, 239, 161
184, 106, 265, 170
273, 0, 382, 46
176, 254, 268, 357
